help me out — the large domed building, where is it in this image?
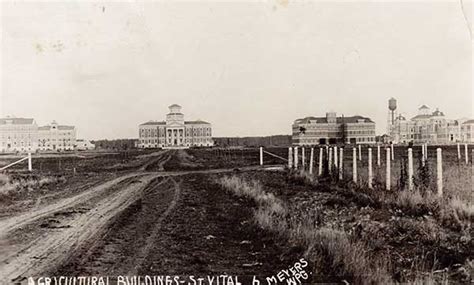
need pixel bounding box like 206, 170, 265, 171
138, 104, 213, 149
388, 102, 468, 144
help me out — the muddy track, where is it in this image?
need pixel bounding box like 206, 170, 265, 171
52, 177, 182, 276
0, 173, 160, 284
0, 173, 145, 239
0, 160, 284, 283
140, 150, 173, 171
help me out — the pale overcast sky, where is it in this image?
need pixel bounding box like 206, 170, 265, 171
1, 0, 472, 140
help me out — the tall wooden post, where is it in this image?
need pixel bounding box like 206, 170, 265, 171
309, 148, 314, 174
391, 143, 394, 161
318, 148, 323, 176
408, 148, 413, 191
28, 153, 32, 172
288, 147, 293, 169
259, 147, 263, 166
422, 144, 425, 167
339, 147, 344, 180
328, 147, 333, 174
294, 147, 299, 169
457, 143, 461, 161
465, 144, 469, 165
302, 147, 306, 170
368, 148, 373, 189
377, 144, 381, 167
437, 148, 443, 197
386, 148, 391, 190
352, 147, 357, 183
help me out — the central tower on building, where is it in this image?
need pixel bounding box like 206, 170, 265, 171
138, 104, 213, 149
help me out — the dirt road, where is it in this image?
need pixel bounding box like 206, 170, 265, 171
0, 173, 160, 283
0, 149, 287, 284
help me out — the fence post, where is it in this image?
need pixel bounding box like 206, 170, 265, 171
302, 147, 306, 170
260, 147, 263, 166
437, 148, 443, 197
377, 144, 381, 167
318, 148, 323, 176
28, 153, 32, 172
457, 143, 461, 162
471, 150, 474, 191
353, 147, 357, 183
358, 144, 362, 161
288, 147, 293, 169
422, 144, 425, 167
408, 148, 413, 191
386, 148, 391, 190
465, 144, 468, 165
368, 148, 373, 189
309, 148, 314, 175
391, 143, 394, 161
334, 146, 338, 169
339, 147, 344, 180
328, 147, 333, 174
294, 147, 299, 169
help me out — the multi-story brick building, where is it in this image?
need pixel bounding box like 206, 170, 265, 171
292, 112, 376, 145
0, 117, 38, 152
38, 121, 76, 151
138, 104, 213, 149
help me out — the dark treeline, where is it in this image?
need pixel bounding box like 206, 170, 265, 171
213, 135, 291, 147
92, 139, 138, 150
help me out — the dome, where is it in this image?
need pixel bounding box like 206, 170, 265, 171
432, 108, 444, 116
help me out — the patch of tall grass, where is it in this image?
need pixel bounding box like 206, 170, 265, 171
217, 175, 392, 284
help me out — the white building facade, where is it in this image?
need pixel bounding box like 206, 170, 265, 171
0, 117, 38, 152
38, 121, 76, 151
139, 104, 213, 149
389, 105, 469, 144
460, 120, 474, 143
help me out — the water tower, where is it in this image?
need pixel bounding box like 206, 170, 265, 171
387, 98, 397, 135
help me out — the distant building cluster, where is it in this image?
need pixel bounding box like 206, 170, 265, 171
292, 112, 376, 146
0, 117, 93, 152
138, 104, 213, 149
387, 98, 474, 144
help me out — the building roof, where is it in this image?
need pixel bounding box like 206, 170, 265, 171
169, 104, 181, 108
419, 105, 430, 110
411, 114, 433, 120
295, 115, 374, 124
185, 120, 211, 125
140, 121, 166, 126
39, 125, 75, 131
0, 117, 35, 125
462, 119, 474, 124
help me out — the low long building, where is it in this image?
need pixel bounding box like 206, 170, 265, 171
0, 117, 77, 152
138, 104, 213, 149
292, 112, 376, 145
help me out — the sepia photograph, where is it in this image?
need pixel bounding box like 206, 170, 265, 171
0, 0, 472, 284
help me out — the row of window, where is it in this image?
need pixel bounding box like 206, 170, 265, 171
140, 128, 212, 138
141, 138, 213, 144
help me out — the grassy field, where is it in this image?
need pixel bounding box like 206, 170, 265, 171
0, 146, 471, 283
